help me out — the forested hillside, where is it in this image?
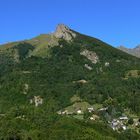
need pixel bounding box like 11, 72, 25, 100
0, 24, 140, 140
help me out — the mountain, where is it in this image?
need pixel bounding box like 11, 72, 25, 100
118, 45, 140, 58
0, 24, 140, 140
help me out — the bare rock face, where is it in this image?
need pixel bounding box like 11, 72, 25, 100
105, 62, 110, 67
53, 24, 76, 41
23, 83, 29, 95
80, 49, 99, 64
30, 96, 43, 107
84, 64, 93, 70
73, 79, 88, 84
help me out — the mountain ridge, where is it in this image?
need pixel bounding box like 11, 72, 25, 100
118, 45, 140, 58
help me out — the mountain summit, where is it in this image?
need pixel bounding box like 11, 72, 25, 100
53, 24, 76, 41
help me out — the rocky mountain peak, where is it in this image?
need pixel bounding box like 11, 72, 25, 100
53, 24, 76, 41
56, 24, 70, 33
118, 45, 140, 58
135, 45, 140, 50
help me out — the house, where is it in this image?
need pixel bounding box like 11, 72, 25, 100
90, 117, 94, 120
57, 110, 74, 115
62, 110, 68, 115
112, 119, 119, 126
119, 116, 128, 120
99, 107, 108, 111
110, 119, 127, 131
57, 110, 69, 115
122, 125, 127, 130
77, 109, 82, 114
110, 120, 120, 131
58, 110, 68, 115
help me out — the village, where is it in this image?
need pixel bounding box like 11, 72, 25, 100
27, 93, 140, 133
56, 95, 140, 132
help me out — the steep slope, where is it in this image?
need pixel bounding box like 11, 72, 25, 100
0, 24, 140, 139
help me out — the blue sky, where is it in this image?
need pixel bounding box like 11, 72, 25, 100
0, 0, 140, 48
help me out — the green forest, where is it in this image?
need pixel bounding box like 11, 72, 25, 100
0, 30, 140, 140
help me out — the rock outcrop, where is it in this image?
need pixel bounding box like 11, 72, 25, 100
80, 49, 99, 64
23, 83, 29, 95
53, 24, 76, 41
105, 62, 110, 67
84, 64, 93, 70
30, 96, 43, 107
